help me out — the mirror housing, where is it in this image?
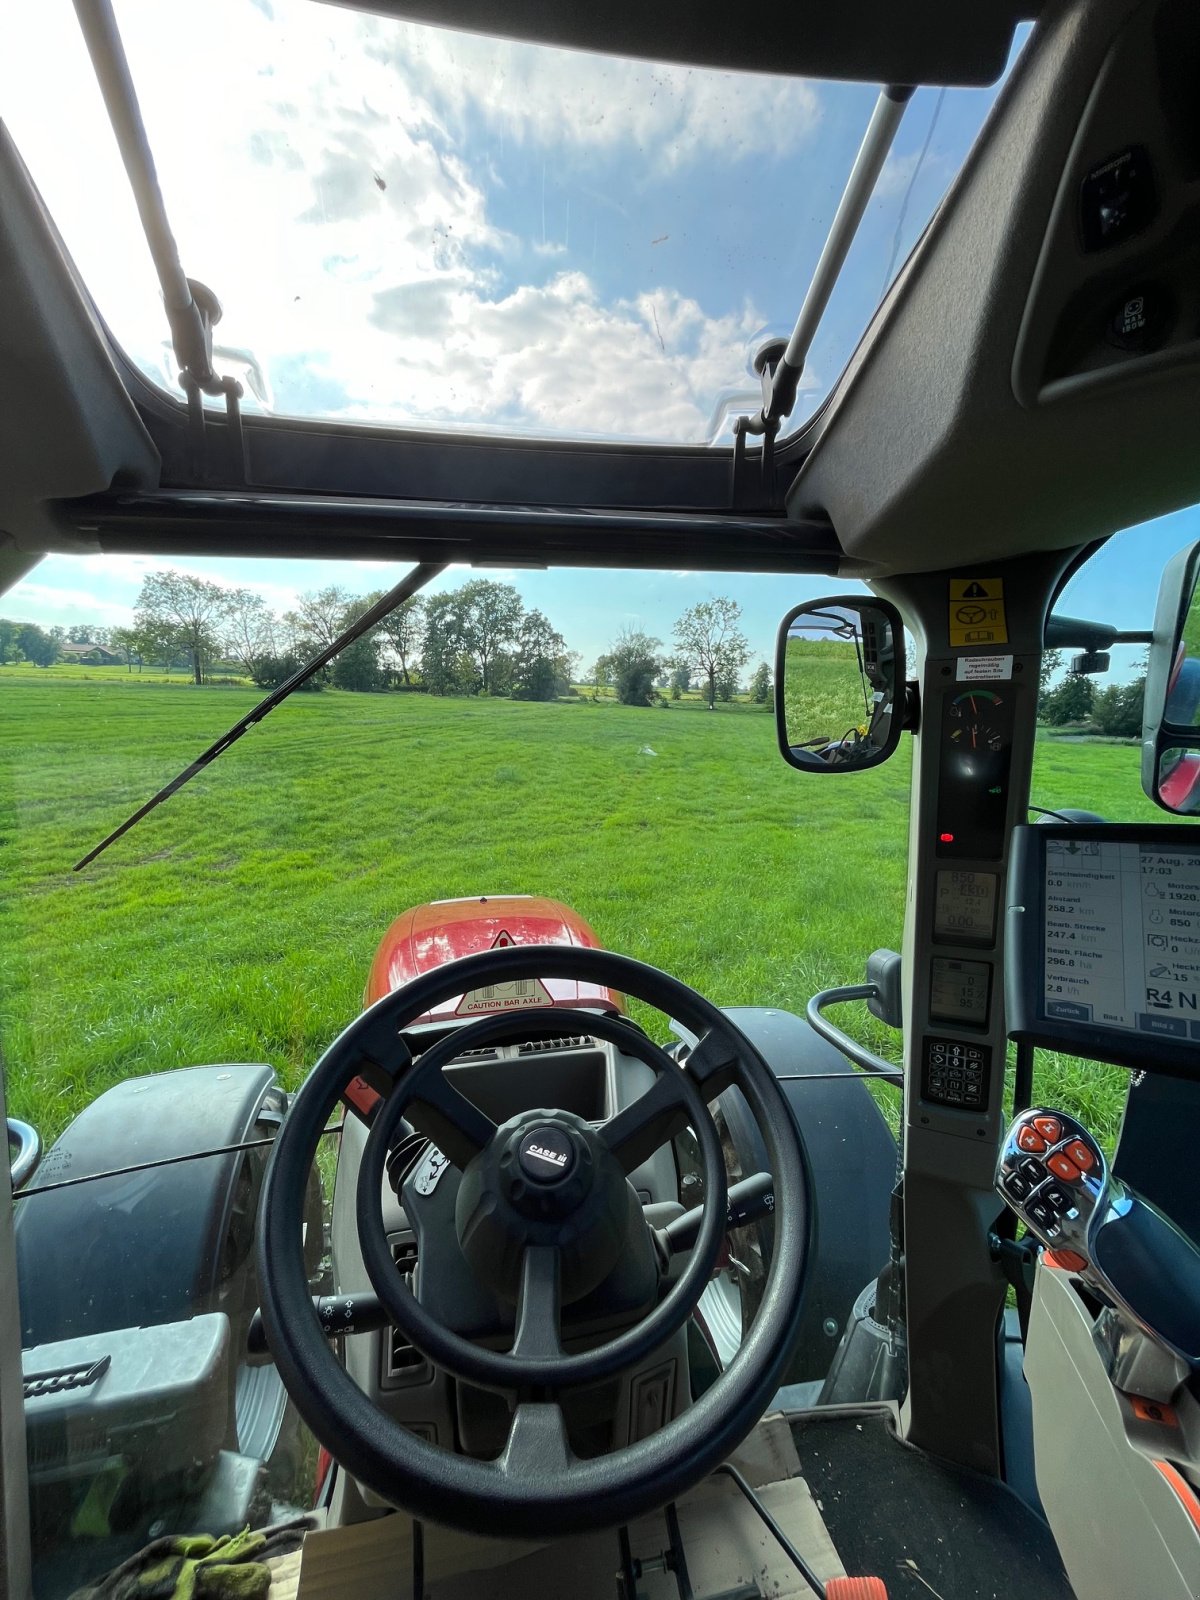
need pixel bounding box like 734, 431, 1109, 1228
1142, 542, 1200, 814
775, 595, 906, 773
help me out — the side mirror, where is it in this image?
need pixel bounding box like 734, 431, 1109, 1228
775, 596, 906, 772
1142, 542, 1200, 814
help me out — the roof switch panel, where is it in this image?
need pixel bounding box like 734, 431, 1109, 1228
1079, 146, 1156, 252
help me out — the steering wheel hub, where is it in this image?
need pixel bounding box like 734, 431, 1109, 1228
517, 1122, 576, 1184
457, 1109, 633, 1303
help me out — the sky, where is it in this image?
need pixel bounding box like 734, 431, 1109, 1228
2, 6, 1196, 668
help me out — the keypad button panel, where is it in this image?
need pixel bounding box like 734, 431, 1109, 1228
921, 1037, 992, 1110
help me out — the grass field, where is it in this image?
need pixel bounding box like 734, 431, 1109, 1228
0, 676, 1160, 1148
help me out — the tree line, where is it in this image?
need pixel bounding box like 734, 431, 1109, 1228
588, 598, 770, 709
0, 574, 579, 700
1038, 649, 1146, 738
3, 574, 772, 708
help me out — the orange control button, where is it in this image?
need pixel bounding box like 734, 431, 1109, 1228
1045, 1249, 1088, 1272
1033, 1116, 1063, 1143
1017, 1127, 1047, 1154
1047, 1152, 1081, 1183
1064, 1138, 1095, 1172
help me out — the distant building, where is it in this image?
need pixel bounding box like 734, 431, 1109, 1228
59, 642, 123, 664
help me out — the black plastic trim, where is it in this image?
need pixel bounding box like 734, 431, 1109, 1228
61, 488, 841, 572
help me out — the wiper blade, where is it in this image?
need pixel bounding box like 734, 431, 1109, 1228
74, 562, 445, 871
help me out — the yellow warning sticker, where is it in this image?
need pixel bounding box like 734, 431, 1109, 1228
456, 977, 553, 1016
948, 577, 1007, 648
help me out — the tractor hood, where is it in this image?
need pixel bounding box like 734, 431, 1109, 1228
364, 895, 627, 1026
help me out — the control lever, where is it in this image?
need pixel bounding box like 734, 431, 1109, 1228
996, 1107, 1200, 1366
249, 1180, 777, 1358
247, 1291, 390, 1359
658, 1171, 775, 1259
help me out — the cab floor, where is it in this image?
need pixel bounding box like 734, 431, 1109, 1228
788, 1408, 1077, 1600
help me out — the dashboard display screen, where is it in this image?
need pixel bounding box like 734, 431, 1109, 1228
1007, 825, 1200, 1080
1041, 838, 1200, 1038
930, 957, 992, 1026
934, 870, 998, 945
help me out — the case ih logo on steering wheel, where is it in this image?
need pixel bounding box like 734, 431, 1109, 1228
524, 1140, 568, 1169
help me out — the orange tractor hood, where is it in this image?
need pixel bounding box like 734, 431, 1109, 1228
363, 895, 626, 1026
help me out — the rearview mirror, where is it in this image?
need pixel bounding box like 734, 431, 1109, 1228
1142, 542, 1200, 814
775, 596, 906, 772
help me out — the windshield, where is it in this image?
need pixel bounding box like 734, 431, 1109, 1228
4, 554, 908, 1598
2, 2, 1024, 444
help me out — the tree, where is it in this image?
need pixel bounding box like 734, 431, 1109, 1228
249, 652, 325, 691
16, 622, 58, 666
0, 619, 20, 663
110, 625, 142, 672
325, 592, 389, 692
750, 662, 772, 703
284, 587, 352, 655
673, 597, 751, 710
421, 590, 473, 695
135, 569, 232, 684
512, 609, 572, 701
376, 595, 425, 686
224, 589, 277, 676
331, 633, 385, 692
591, 655, 613, 694
1091, 676, 1146, 738
456, 580, 524, 694
606, 626, 663, 706
1041, 672, 1094, 726
1039, 648, 1063, 695
668, 660, 691, 700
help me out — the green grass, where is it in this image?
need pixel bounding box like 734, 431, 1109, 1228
1, 662, 250, 688
0, 678, 1165, 1148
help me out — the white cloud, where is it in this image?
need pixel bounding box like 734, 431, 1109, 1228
874, 147, 948, 201
2, 583, 134, 627
363, 272, 773, 440
3, 558, 308, 630
367, 23, 823, 170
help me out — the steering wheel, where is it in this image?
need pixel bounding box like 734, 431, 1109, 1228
257, 946, 813, 1538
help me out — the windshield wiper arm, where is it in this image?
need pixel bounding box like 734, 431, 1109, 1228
74, 562, 445, 871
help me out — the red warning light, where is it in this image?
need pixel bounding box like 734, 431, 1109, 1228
939, 832, 955, 843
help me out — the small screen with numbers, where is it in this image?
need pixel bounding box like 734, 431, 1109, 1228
929, 957, 991, 1026
934, 870, 998, 945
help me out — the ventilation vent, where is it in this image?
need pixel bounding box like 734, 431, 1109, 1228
27, 1423, 109, 1472
515, 1035, 595, 1055
387, 1240, 425, 1381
